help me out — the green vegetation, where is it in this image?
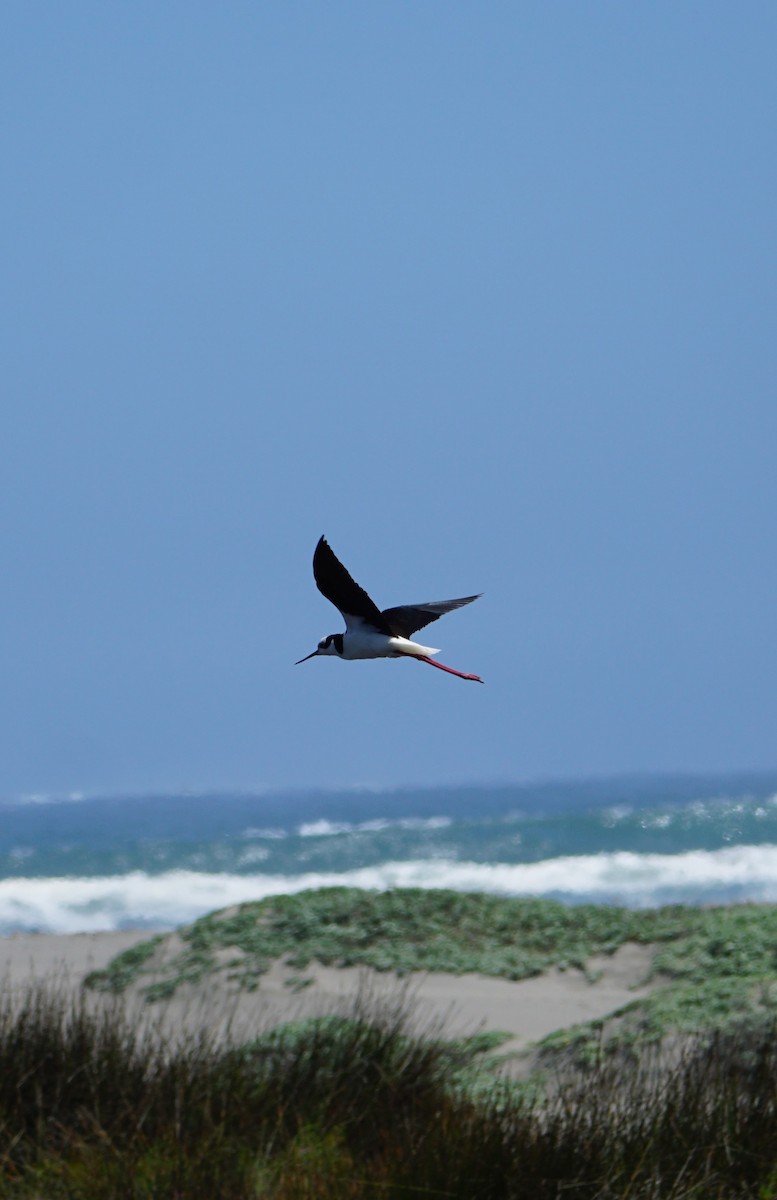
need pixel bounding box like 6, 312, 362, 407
86, 886, 683, 994
83, 933, 165, 994
537, 902, 777, 1065
2, 982, 777, 1197
86, 888, 777, 1052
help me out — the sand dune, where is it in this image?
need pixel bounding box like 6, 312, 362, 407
0, 929, 658, 1073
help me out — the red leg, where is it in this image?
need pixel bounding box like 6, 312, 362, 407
415, 655, 483, 683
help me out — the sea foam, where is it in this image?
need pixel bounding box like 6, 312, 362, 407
2, 843, 777, 934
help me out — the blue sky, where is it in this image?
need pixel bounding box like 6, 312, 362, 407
2, 3, 775, 796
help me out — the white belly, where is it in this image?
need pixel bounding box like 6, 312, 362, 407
341, 631, 440, 660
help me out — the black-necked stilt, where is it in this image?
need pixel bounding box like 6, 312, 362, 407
296, 536, 483, 683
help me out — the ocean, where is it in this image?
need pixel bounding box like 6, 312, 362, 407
2, 772, 777, 933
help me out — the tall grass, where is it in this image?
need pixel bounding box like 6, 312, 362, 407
0, 983, 776, 1197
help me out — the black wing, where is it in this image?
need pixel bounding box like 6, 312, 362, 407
381, 595, 481, 639
312, 536, 391, 632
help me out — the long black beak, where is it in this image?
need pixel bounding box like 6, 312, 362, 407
295, 650, 318, 665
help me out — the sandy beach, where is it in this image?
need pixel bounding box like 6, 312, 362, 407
0, 929, 658, 1070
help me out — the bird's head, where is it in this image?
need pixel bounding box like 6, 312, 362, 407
295, 633, 342, 664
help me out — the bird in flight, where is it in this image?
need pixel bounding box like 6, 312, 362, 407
296, 536, 483, 683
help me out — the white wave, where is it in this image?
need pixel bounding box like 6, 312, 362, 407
3, 844, 777, 933
298, 820, 353, 837
2, 791, 87, 807
297, 815, 452, 837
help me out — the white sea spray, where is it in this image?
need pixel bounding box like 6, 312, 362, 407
3, 843, 777, 933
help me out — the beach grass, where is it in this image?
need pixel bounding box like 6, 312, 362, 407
1, 979, 777, 1197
